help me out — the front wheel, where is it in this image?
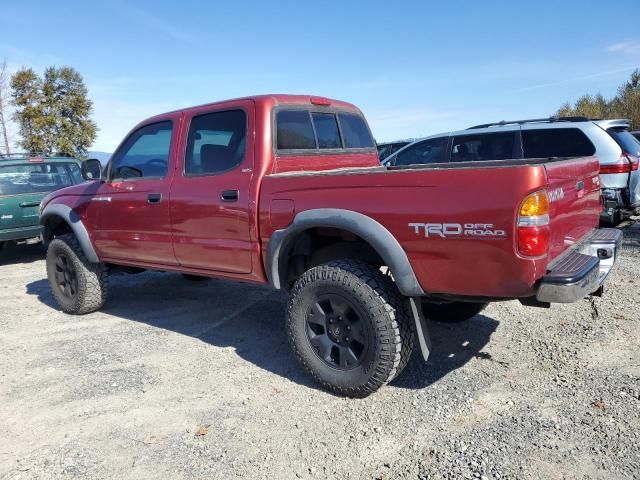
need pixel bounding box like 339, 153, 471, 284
421, 300, 486, 323
46, 233, 107, 314
286, 260, 411, 397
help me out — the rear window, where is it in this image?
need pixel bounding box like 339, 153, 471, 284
338, 113, 374, 148
451, 132, 515, 162
312, 113, 341, 149
276, 110, 316, 150
0, 162, 81, 196
276, 109, 374, 151
607, 128, 640, 156
522, 128, 595, 158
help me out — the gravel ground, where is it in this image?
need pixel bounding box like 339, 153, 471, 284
1, 225, 639, 480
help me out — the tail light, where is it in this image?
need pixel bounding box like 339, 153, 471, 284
599, 153, 638, 174
517, 190, 550, 258
310, 96, 331, 106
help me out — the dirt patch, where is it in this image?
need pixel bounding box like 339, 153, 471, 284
1, 229, 639, 479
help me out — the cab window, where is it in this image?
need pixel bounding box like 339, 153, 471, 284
522, 128, 595, 158
184, 110, 247, 175
451, 132, 515, 162
275, 109, 374, 152
110, 121, 173, 180
395, 138, 447, 166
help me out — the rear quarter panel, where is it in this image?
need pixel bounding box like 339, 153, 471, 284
544, 157, 600, 261
260, 164, 557, 298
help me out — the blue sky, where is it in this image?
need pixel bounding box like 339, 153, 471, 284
1, 0, 639, 152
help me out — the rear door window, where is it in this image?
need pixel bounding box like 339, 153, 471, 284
185, 110, 247, 175
451, 132, 515, 162
395, 138, 447, 166
607, 128, 640, 156
522, 128, 595, 158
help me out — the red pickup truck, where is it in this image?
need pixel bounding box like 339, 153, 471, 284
39, 94, 622, 397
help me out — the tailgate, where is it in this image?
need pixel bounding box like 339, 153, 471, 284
0, 193, 43, 230
544, 157, 601, 261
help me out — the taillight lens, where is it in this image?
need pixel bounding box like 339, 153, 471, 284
517, 190, 550, 258
600, 153, 638, 174
517, 226, 550, 257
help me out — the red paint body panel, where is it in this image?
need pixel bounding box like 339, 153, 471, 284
40, 94, 601, 299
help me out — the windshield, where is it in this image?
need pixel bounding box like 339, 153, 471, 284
608, 128, 640, 156
0, 162, 82, 196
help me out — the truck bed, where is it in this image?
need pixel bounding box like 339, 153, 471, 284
259, 156, 601, 298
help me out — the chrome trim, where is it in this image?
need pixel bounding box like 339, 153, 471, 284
536, 228, 622, 303
518, 214, 550, 227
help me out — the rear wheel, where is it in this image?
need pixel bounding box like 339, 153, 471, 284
46, 233, 107, 314
286, 260, 412, 397
421, 300, 486, 323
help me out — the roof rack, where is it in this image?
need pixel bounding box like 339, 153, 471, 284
0, 152, 72, 160
467, 116, 592, 130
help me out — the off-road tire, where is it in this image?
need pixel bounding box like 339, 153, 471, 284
421, 300, 486, 323
46, 233, 107, 314
287, 259, 413, 397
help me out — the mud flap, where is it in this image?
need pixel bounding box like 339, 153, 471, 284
409, 297, 431, 361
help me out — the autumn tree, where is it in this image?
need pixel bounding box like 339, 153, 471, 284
555, 69, 640, 128
11, 66, 97, 156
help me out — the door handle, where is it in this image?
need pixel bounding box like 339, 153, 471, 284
19, 201, 41, 208
221, 189, 239, 202
147, 193, 162, 204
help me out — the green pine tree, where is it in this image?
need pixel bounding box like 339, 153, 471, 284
11, 66, 97, 157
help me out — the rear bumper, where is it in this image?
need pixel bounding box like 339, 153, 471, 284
536, 228, 622, 303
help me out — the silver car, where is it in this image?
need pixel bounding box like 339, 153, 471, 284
383, 117, 640, 224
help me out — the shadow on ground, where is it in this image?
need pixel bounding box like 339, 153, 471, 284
26, 272, 498, 395
0, 242, 46, 266
620, 221, 640, 253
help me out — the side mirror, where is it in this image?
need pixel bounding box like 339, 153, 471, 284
81, 158, 103, 181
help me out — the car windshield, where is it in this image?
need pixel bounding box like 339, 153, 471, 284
0, 162, 82, 196
608, 128, 640, 156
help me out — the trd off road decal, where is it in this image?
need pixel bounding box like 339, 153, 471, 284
409, 222, 506, 239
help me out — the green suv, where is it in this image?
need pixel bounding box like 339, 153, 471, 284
0, 154, 83, 249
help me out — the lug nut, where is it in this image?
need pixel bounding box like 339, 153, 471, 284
345, 336, 350, 342
346, 326, 351, 331
338, 316, 342, 321
328, 318, 333, 324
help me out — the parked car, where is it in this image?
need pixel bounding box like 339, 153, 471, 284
383, 117, 640, 224
377, 140, 410, 161
0, 154, 83, 250
39, 95, 621, 397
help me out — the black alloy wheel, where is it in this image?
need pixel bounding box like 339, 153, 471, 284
305, 294, 370, 370
53, 253, 78, 299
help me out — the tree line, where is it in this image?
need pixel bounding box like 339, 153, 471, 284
1, 63, 639, 158
556, 69, 640, 128
0, 62, 96, 158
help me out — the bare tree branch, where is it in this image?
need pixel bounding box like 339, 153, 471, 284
0, 59, 11, 155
